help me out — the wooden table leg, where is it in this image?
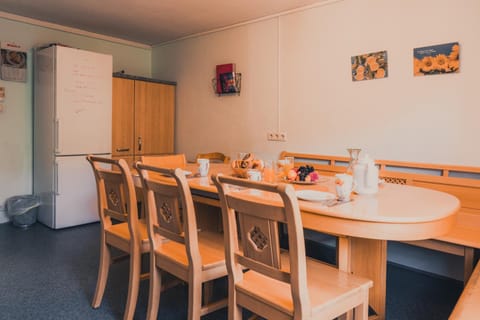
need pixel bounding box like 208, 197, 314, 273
337, 236, 353, 320
337, 236, 352, 272
350, 238, 387, 320
464, 247, 475, 285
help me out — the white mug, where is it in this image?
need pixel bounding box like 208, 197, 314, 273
247, 169, 261, 181
335, 173, 354, 201
197, 158, 210, 177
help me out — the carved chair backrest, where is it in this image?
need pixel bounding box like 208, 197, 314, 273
213, 174, 310, 314
141, 154, 187, 169
136, 163, 201, 266
86, 155, 141, 243
195, 152, 231, 164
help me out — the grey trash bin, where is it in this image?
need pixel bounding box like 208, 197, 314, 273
6, 195, 41, 228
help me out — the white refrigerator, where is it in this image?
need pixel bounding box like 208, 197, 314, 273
33, 45, 112, 229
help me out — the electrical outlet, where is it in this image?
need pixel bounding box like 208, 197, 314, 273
267, 132, 287, 142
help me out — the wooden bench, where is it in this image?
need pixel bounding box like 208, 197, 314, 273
280, 151, 480, 283
449, 261, 480, 319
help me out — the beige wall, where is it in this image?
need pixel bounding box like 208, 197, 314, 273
0, 18, 151, 223
152, 0, 480, 166
1, 0, 479, 225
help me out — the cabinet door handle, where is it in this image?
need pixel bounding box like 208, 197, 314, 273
115, 148, 130, 152
54, 161, 59, 195
138, 137, 142, 151
54, 119, 61, 154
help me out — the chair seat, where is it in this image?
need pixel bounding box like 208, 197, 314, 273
106, 221, 150, 253
154, 231, 227, 280
236, 254, 372, 317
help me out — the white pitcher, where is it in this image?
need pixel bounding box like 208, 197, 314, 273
353, 154, 379, 195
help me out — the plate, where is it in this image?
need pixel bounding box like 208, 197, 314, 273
289, 180, 317, 185
288, 177, 328, 185
295, 190, 336, 202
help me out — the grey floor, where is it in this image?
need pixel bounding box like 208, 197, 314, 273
0, 221, 463, 319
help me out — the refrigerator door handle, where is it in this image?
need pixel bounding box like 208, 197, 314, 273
54, 161, 59, 195
55, 119, 61, 154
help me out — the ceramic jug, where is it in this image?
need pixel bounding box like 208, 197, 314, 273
353, 154, 379, 195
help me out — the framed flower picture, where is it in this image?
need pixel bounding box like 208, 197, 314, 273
413, 42, 459, 76
351, 50, 388, 82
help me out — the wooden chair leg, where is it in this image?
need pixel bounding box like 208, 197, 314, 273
353, 291, 369, 320
229, 283, 242, 320
123, 250, 141, 320
147, 256, 162, 320
203, 281, 214, 305
337, 311, 353, 320
91, 241, 111, 308
189, 278, 202, 319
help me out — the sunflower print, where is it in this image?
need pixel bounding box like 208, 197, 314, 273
351, 50, 388, 81
413, 42, 459, 76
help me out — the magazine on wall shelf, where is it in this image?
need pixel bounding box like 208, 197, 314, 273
215, 63, 235, 93
220, 72, 238, 93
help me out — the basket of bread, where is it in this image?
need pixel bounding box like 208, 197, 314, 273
231, 153, 264, 178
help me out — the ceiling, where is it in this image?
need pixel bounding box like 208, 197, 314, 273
0, 0, 329, 46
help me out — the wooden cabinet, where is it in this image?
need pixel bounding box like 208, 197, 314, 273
112, 77, 135, 160
112, 76, 175, 166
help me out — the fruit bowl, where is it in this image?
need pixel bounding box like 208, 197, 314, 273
286, 165, 320, 183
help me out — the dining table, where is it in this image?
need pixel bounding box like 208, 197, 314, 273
134, 162, 460, 320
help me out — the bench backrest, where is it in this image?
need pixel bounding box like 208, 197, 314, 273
280, 151, 480, 227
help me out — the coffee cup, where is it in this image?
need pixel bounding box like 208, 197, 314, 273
335, 173, 353, 201
247, 169, 261, 181
197, 158, 210, 177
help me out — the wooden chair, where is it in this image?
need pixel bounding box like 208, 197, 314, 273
212, 174, 373, 320
141, 154, 187, 168
449, 260, 480, 319
138, 154, 187, 217
195, 152, 231, 164
135, 162, 228, 319
87, 155, 149, 320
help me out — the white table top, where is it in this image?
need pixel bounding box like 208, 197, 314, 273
183, 163, 460, 241
133, 163, 459, 241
